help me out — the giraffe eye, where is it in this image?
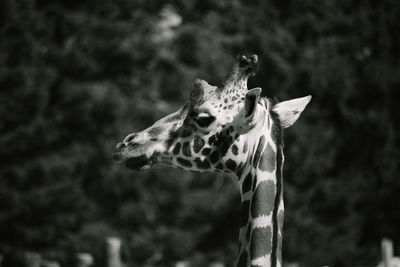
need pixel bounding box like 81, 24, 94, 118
194, 113, 215, 127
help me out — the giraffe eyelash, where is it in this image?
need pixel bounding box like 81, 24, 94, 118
197, 112, 210, 118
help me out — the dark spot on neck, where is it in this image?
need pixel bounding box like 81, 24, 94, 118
250, 226, 272, 259
193, 136, 205, 153
224, 128, 230, 136
232, 144, 238, 155
195, 158, 210, 169
182, 142, 191, 157
180, 128, 192, 138
242, 172, 252, 193
209, 134, 221, 146
173, 143, 181, 155
201, 147, 212, 155
236, 163, 244, 178
166, 130, 179, 147
251, 180, 275, 218
210, 151, 220, 163
225, 159, 237, 171
177, 157, 192, 167
258, 143, 276, 172
220, 142, 230, 158
215, 163, 223, 170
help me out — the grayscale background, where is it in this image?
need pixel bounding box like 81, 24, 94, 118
0, 0, 399, 266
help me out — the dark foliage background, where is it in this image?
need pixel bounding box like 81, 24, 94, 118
1, 0, 400, 266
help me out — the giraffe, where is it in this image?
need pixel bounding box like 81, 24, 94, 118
113, 54, 311, 267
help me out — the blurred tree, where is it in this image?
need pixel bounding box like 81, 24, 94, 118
1, 0, 400, 266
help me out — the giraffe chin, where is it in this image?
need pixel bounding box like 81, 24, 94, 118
124, 155, 151, 170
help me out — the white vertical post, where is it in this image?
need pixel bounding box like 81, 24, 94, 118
106, 236, 123, 267
76, 253, 94, 267
41, 260, 61, 267
25, 252, 42, 267
382, 238, 393, 267
209, 262, 225, 267
175, 261, 190, 267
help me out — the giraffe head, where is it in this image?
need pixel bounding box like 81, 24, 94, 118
113, 54, 310, 174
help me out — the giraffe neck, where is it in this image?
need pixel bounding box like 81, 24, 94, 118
236, 127, 284, 267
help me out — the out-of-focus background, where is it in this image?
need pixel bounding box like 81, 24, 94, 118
1, 0, 400, 266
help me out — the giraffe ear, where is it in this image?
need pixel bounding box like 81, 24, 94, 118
244, 87, 262, 118
273, 95, 311, 128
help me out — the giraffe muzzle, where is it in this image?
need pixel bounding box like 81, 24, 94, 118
113, 141, 154, 169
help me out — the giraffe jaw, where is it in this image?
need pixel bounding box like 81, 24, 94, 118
124, 155, 152, 170
113, 151, 154, 170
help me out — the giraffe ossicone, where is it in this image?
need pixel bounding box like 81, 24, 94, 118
113, 54, 311, 267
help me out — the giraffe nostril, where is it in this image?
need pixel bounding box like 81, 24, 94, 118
125, 134, 136, 143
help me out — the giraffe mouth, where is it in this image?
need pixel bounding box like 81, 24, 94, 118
124, 155, 151, 170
